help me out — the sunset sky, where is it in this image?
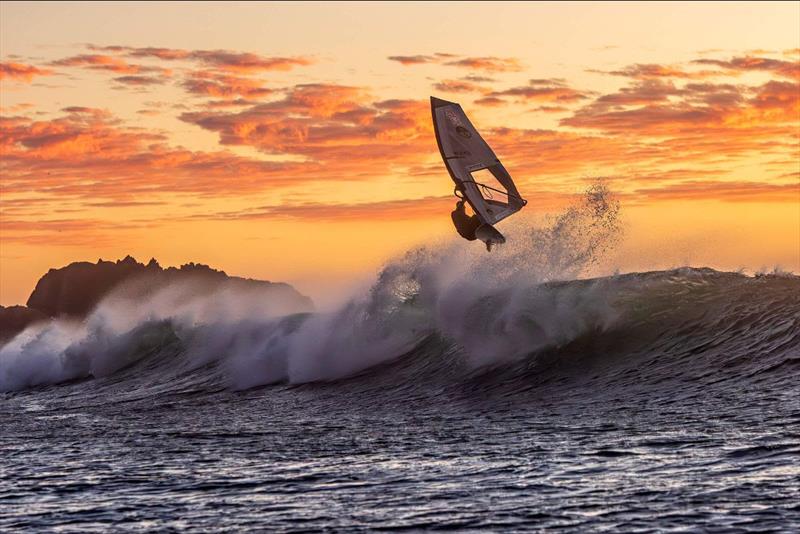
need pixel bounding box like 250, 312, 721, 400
1, 1, 798, 305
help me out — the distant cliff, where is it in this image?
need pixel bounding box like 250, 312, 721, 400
1, 256, 313, 343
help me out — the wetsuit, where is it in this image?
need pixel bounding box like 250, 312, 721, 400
451, 200, 482, 241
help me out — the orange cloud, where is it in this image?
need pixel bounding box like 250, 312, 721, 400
204, 98, 260, 108
4, 45, 798, 238
388, 54, 522, 72
182, 70, 273, 99
490, 79, 590, 103
594, 63, 723, 79
474, 96, 507, 107
1, 86, 435, 206
89, 45, 313, 73
692, 55, 800, 80
486, 127, 654, 179
201, 196, 453, 222
388, 55, 437, 65
179, 85, 431, 168
113, 75, 167, 86
0, 62, 54, 82
187, 50, 312, 73
444, 56, 523, 72
56, 45, 292, 97
0, 109, 310, 199
562, 79, 798, 135
432, 79, 487, 94
591, 79, 684, 107
51, 54, 156, 74
106, 46, 191, 60
749, 80, 800, 116
462, 75, 496, 83
532, 106, 570, 113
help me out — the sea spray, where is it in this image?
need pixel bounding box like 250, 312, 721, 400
1, 183, 623, 391
0, 277, 311, 391
234, 181, 624, 384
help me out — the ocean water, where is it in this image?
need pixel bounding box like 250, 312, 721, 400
2, 190, 799, 531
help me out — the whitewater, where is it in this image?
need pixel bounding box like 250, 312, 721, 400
2, 185, 798, 531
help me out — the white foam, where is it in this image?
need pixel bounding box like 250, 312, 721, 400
1, 183, 623, 392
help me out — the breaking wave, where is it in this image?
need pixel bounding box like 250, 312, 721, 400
2, 184, 797, 399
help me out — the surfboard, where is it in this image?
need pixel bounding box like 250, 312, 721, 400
431, 96, 527, 226
476, 223, 506, 251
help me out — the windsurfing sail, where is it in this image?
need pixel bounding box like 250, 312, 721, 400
431, 96, 527, 226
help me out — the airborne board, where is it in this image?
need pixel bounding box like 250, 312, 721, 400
431, 96, 527, 226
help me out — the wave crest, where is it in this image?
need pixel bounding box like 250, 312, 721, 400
4, 185, 796, 397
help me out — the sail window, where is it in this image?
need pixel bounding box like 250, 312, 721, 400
469, 168, 510, 204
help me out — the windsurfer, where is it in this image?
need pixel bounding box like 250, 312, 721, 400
431, 96, 523, 251
451, 198, 503, 251
451, 198, 481, 241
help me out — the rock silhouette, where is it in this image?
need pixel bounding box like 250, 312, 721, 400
1, 256, 312, 344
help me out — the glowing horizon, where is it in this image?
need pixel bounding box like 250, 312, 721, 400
1, 1, 798, 305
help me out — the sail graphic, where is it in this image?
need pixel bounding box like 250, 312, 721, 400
431, 96, 527, 226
